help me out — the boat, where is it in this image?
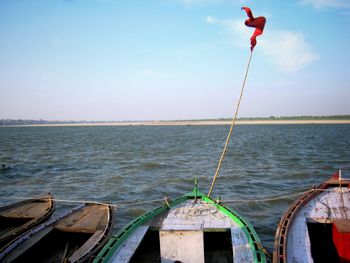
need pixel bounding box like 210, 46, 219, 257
0, 193, 55, 250
94, 7, 267, 263
273, 171, 350, 263
94, 180, 266, 263
0, 202, 114, 263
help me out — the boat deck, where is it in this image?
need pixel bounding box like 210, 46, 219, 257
55, 204, 110, 234
0, 200, 51, 219
160, 199, 238, 230
286, 187, 350, 262
111, 199, 255, 263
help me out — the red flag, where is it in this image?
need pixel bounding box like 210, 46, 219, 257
241, 7, 266, 51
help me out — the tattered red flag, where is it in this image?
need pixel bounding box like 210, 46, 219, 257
241, 7, 266, 51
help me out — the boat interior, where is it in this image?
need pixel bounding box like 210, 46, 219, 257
307, 219, 350, 263
127, 228, 234, 263
0, 217, 31, 237
4, 204, 112, 263
0, 196, 54, 246
12, 229, 92, 263
111, 199, 258, 263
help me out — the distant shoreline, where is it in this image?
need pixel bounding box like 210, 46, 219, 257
3, 119, 350, 127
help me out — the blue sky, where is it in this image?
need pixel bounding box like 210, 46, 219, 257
1, 0, 349, 121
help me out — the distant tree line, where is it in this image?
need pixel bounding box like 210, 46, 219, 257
0, 119, 111, 126
237, 115, 350, 121
1, 115, 350, 126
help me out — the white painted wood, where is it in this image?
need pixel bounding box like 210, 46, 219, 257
110, 199, 254, 263
161, 200, 238, 231
159, 230, 204, 263
110, 225, 149, 263
286, 187, 350, 263
231, 227, 254, 263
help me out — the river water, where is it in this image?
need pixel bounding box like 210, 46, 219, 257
1, 124, 349, 252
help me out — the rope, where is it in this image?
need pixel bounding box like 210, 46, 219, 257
2, 187, 347, 209
223, 187, 349, 204
3, 196, 165, 209
208, 50, 254, 197
223, 189, 312, 203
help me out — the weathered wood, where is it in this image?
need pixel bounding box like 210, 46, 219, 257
93, 189, 266, 263
150, 210, 170, 228
0, 194, 55, 251
0, 203, 114, 263
110, 225, 149, 263
68, 230, 104, 262
161, 200, 236, 231
160, 230, 204, 263
231, 227, 254, 263
55, 204, 109, 233
0, 199, 52, 219
276, 184, 350, 263
286, 187, 350, 263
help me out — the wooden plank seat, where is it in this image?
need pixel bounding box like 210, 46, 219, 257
0, 201, 51, 219
55, 204, 109, 234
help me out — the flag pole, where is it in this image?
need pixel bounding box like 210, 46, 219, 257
207, 50, 254, 198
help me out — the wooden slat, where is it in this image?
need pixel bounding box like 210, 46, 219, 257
285, 187, 350, 263
160, 230, 204, 263
68, 230, 104, 262
0, 202, 51, 219
110, 225, 149, 263
161, 200, 234, 231
55, 204, 108, 234
231, 227, 254, 263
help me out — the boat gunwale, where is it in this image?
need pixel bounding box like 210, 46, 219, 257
71, 204, 115, 262
272, 175, 350, 263
93, 188, 266, 263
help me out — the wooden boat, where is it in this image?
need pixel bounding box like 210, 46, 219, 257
94, 181, 266, 263
273, 171, 350, 263
0, 203, 114, 263
0, 194, 55, 250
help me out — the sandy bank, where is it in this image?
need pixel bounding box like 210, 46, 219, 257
4, 119, 350, 127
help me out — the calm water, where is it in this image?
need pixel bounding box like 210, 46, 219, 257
1, 124, 349, 253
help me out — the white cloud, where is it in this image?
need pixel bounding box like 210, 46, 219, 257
260, 31, 319, 72
206, 16, 217, 24
207, 16, 319, 72
300, 0, 350, 8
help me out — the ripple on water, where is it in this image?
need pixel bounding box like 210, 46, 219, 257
1, 124, 350, 252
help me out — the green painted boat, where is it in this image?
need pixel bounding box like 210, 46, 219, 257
94, 181, 266, 263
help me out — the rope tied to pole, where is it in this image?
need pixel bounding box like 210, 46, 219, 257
2, 187, 336, 209
207, 50, 253, 197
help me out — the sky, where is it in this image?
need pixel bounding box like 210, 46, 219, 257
0, 0, 349, 121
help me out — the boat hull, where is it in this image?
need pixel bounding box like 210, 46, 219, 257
273, 172, 350, 263
94, 187, 266, 263
0, 203, 114, 263
0, 194, 55, 251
